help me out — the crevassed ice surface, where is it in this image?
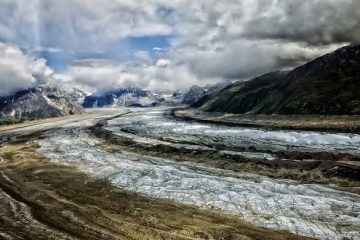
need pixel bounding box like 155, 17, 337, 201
105, 108, 360, 155
37, 128, 360, 240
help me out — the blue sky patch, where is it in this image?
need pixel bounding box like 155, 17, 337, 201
126, 35, 172, 52
32, 35, 173, 71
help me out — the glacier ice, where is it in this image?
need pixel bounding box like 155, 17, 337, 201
37, 127, 360, 240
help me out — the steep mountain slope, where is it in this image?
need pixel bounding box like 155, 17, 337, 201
195, 73, 286, 111
183, 82, 229, 105
0, 86, 85, 121
83, 87, 161, 108
182, 85, 208, 105
69, 88, 88, 105
199, 44, 360, 115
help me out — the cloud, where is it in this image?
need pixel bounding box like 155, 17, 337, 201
162, 0, 355, 80
153, 47, 165, 52
156, 58, 171, 67
30, 46, 63, 53
53, 60, 136, 93
55, 58, 219, 92
3, 0, 357, 51
134, 50, 152, 65
240, 0, 360, 45
165, 0, 360, 45
0, 42, 53, 97
0, 0, 359, 93
176, 40, 345, 80
0, 0, 173, 52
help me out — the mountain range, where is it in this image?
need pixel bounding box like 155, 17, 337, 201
0, 85, 84, 122
196, 44, 360, 115
1, 44, 359, 123
82, 87, 167, 108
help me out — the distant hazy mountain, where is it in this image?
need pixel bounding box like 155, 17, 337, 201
153, 91, 184, 106
0, 85, 85, 121
190, 82, 231, 107
182, 85, 208, 105
83, 87, 163, 108
197, 44, 360, 115
183, 82, 229, 105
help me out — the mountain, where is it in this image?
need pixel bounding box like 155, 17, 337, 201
197, 71, 288, 112
197, 44, 360, 115
153, 91, 184, 106
190, 82, 231, 108
68, 88, 88, 105
83, 87, 162, 108
183, 82, 229, 105
182, 85, 208, 105
0, 85, 85, 121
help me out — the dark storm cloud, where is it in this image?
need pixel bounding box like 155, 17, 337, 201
241, 0, 360, 45
162, 0, 355, 84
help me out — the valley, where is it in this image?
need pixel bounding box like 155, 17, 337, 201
1, 107, 359, 240
1, 2, 360, 240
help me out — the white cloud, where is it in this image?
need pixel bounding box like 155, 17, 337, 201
30, 46, 63, 53
54, 60, 142, 93
152, 47, 165, 52
156, 58, 171, 67
134, 50, 152, 65
0, 42, 53, 97
55, 58, 219, 92
3, 0, 356, 51
0, 0, 174, 52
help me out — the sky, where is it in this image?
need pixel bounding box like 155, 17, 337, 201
0, 0, 359, 96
